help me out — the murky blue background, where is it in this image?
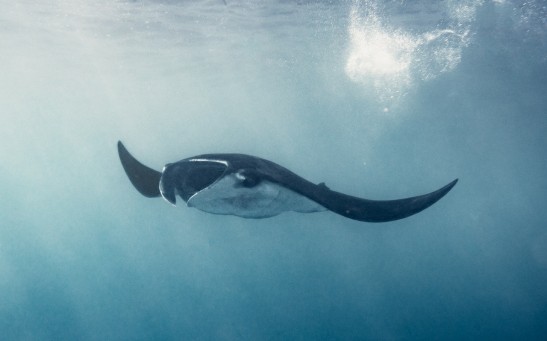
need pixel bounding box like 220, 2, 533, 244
1, 0, 546, 339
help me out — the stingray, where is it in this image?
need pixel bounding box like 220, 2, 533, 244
117, 141, 457, 222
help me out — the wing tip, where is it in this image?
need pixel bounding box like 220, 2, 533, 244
443, 178, 458, 194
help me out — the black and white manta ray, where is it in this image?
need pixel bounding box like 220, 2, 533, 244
117, 141, 457, 222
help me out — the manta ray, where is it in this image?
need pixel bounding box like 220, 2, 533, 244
117, 141, 457, 222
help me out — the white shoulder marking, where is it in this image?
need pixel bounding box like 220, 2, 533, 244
188, 158, 229, 166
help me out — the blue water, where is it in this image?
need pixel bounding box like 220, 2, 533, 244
1, 0, 546, 339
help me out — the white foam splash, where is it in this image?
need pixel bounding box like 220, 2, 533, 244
346, 10, 417, 78
345, 0, 481, 104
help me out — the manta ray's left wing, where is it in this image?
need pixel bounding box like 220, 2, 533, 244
117, 141, 162, 198
309, 179, 458, 222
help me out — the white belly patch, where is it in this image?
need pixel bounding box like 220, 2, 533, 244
186, 173, 326, 218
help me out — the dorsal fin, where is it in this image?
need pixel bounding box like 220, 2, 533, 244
318, 182, 330, 190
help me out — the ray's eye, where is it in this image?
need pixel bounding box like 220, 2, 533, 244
235, 170, 260, 188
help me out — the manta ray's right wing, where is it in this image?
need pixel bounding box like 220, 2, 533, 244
311, 179, 458, 222
117, 141, 162, 198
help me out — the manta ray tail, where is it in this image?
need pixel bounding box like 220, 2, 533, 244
117, 141, 162, 198
314, 179, 458, 222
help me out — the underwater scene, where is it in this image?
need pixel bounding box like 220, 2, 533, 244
1, 0, 546, 339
